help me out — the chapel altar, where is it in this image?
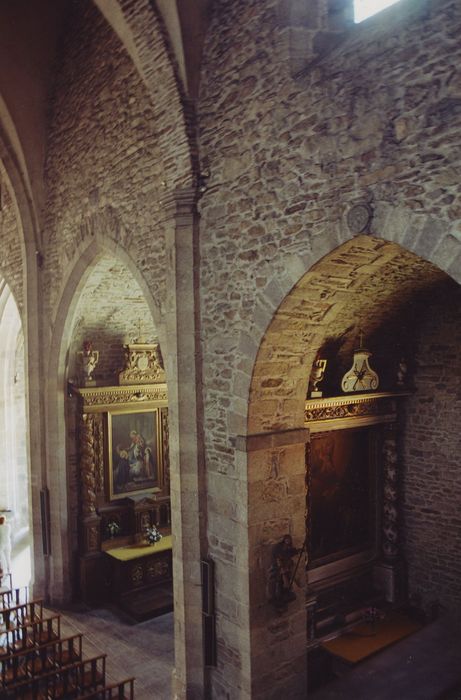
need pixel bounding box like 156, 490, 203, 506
74, 341, 172, 619
304, 352, 408, 643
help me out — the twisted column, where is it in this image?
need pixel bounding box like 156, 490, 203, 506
382, 424, 399, 562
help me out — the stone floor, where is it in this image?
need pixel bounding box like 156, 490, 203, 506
310, 615, 461, 700
50, 605, 174, 700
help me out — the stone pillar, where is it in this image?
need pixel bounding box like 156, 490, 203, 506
374, 423, 405, 603
162, 188, 206, 699
239, 428, 308, 700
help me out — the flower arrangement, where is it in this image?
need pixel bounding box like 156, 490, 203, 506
144, 524, 162, 546
364, 606, 385, 626
106, 520, 121, 538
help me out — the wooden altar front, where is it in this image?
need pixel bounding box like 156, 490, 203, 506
105, 536, 173, 621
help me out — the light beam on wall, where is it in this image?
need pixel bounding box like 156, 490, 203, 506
354, 0, 401, 23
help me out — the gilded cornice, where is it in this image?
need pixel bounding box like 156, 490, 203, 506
305, 391, 409, 432
76, 383, 168, 412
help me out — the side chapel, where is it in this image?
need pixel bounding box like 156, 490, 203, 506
0, 0, 460, 698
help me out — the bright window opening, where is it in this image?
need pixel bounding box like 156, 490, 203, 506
354, 0, 401, 23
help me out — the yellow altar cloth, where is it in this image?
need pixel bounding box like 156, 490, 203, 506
106, 535, 172, 562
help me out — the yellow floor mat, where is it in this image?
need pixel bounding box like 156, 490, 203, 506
322, 611, 422, 664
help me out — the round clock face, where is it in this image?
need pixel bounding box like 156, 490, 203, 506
136, 354, 149, 371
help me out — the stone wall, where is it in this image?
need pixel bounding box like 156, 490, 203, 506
68, 255, 157, 385
199, 0, 461, 450
199, 0, 461, 476
43, 1, 167, 327
402, 280, 461, 621
198, 0, 461, 695
0, 179, 24, 314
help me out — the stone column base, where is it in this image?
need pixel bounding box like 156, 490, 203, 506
306, 594, 318, 643
373, 560, 406, 604
171, 668, 187, 700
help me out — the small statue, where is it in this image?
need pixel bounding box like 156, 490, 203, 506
78, 340, 99, 384
310, 359, 327, 398
268, 534, 300, 607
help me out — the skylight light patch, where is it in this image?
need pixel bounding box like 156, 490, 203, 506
354, 0, 401, 23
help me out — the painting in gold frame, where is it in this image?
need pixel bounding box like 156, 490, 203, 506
107, 407, 163, 500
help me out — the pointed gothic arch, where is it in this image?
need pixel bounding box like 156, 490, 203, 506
44, 236, 166, 604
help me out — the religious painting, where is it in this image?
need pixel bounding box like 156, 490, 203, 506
307, 427, 376, 568
107, 408, 162, 500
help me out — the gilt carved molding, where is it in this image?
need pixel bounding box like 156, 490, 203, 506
161, 408, 170, 492
119, 343, 165, 385
305, 391, 409, 432
76, 383, 168, 412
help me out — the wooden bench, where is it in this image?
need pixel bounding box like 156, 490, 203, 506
0, 587, 29, 612
0, 614, 61, 655
0, 600, 43, 631
0, 577, 138, 696
0, 633, 84, 683
78, 677, 135, 700
3, 653, 106, 699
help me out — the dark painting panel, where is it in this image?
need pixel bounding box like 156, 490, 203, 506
308, 428, 374, 567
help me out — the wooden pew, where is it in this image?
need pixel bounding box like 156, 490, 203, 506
78, 677, 135, 700
0, 576, 137, 698
0, 587, 29, 612
0, 614, 61, 655
0, 600, 43, 631
0, 650, 29, 687
19, 633, 83, 678
3, 654, 106, 699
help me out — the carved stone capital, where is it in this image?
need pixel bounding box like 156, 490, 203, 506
161, 187, 198, 222
235, 427, 309, 453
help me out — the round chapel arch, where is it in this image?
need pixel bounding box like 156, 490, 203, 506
246, 234, 461, 697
